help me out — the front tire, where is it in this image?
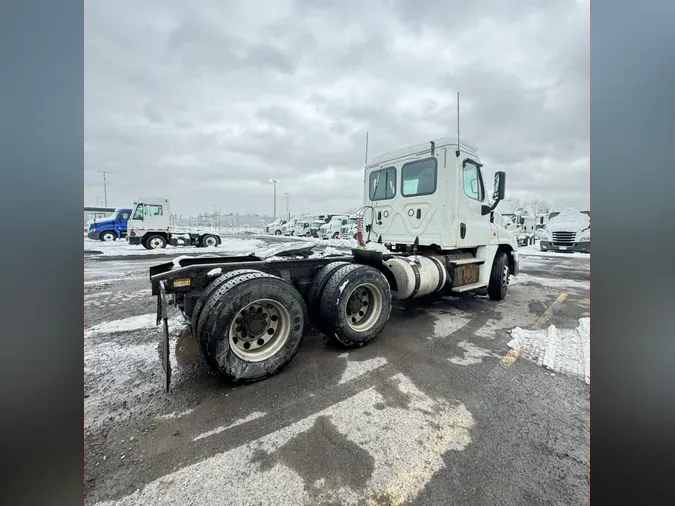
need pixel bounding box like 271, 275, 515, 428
274, 230, 282, 236
99, 231, 116, 242
332, 232, 339, 239
199, 273, 306, 383
143, 234, 167, 250
487, 251, 509, 300
318, 264, 392, 348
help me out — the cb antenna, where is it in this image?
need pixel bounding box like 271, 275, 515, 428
455, 91, 461, 158
364, 131, 369, 165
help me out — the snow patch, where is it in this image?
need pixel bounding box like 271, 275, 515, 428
509, 273, 589, 291
86, 313, 158, 335
507, 317, 590, 384
207, 267, 222, 277
518, 245, 589, 259
155, 409, 194, 421
193, 411, 267, 442
84, 237, 265, 257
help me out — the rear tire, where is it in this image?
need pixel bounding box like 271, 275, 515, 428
201, 275, 307, 383
201, 234, 219, 248
332, 232, 339, 239
307, 261, 351, 333
144, 235, 167, 250
319, 264, 392, 348
487, 251, 509, 300
194, 270, 271, 369
191, 269, 263, 337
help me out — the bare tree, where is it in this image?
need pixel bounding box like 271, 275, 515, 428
529, 199, 552, 216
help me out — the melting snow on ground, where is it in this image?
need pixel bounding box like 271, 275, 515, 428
507, 318, 590, 384
509, 272, 589, 291
84, 237, 266, 256
518, 245, 589, 259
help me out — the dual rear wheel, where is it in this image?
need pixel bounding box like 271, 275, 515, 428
192, 263, 392, 384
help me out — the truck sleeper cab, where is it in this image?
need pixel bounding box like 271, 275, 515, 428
147, 137, 520, 392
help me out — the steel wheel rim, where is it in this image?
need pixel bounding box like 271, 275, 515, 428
344, 283, 382, 332
150, 238, 163, 249
228, 299, 291, 362
503, 264, 509, 286
205, 236, 217, 247
102, 233, 114, 241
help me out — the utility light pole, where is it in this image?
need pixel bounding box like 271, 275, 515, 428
269, 179, 280, 220
98, 171, 111, 206
284, 192, 291, 216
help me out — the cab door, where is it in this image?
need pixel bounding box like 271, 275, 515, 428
456, 158, 494, 247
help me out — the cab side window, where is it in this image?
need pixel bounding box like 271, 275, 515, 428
132, 204, 145, 220
147, 205, 163, 216
462, 161, 485, 201
401, 158, 437, 197
369, 167, 396, 200
120, 212, 130, 221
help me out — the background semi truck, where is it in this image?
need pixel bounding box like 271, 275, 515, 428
86, 208, 132, 241
147, 137, 520, 391
127, 197, 222, 249
539, 208, 590, 253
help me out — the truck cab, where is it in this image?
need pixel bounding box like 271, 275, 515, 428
364, 137, 518, 286
339, 216, 358, 239
294, 220, 312, 237
540, 208, 590, 253
127, 197, 221, 250
86, 208, 132, 241
319, 215, 349, 239
266, 219, 287, 235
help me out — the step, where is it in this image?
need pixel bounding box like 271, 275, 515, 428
449, 257, 485, 265
450, 281, 488, 293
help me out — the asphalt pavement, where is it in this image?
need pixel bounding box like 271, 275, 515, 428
84, 242, 590, 506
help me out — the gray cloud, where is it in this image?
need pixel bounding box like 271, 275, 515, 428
85, 0, 589, 215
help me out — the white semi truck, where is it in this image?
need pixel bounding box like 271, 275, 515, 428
148, 137, 520, 390
539, 208, 590, 253
319, 215, 350, 239
126, 197, 222, 250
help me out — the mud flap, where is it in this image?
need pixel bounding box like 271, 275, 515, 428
157, 280, 172, 392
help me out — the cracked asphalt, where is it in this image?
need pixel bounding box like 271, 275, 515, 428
84, 240, 590, 506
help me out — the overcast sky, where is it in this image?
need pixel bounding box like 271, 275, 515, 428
85, 0, 589, 216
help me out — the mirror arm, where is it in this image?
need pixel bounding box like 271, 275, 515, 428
481, 201, 499, 216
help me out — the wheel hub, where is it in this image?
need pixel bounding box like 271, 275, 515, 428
229, 301, 289, 359
345, 284, 382, 332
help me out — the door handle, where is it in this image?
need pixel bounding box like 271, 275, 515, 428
416, 209, 421, 219
460, 223, 466, 239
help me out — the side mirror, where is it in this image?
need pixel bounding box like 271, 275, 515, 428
492, 171, 506, 202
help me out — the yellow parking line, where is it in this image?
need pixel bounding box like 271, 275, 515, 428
531, 292, 568, 330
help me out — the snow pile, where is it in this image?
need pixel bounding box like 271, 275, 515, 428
518, 245, 589, 259
173, 226, 265, 236
84, 237, 265, 256
507, 317, 590, 384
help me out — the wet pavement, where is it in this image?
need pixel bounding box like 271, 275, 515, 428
84, 243, 590, 506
